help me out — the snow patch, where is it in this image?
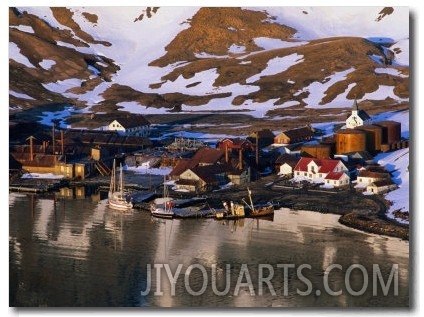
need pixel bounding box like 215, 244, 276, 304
296, 67, 355, 108
228, 44, 246, 54
362, 85, 409, 102
254, 37, 308, 50
9, 90, 35, 100
42, 78, 83, 94
250, 7, 408, 42
375, 67, 408, 78
246, 53, 304, 83
9, 42, 35, 68
21, 173, 64, 179
10, 25, 35, 34
374, 148, 409, 223
116, 101, 172, 115
39, 59, 56, 70
126, 164, 173, 176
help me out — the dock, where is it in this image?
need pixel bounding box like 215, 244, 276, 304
9, 178, 69, 193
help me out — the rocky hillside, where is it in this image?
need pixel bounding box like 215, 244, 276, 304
9, 6, 409, 127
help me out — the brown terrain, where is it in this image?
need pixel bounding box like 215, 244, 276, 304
9, 7, 409, 129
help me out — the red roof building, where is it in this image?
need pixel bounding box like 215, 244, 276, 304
324, 171, 350, 187
293, 157, 348, 182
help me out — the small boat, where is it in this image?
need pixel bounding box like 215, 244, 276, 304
108, 159, 133, 210
243, 188, 274, 218
151, 175, 174, 218
151, 200, 175, 219
216, 201, 245, 220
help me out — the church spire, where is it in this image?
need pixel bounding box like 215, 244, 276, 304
353, 97, 359, 111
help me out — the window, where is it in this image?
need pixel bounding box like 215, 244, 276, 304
304, 172, 307, 176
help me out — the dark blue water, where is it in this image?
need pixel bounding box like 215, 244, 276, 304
9, 191, 409, 307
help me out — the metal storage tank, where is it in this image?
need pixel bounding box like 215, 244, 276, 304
355, 125, 383, 153
301, 144, 332, 158
374, 121, 401, 144
320, 137, 336, 155
335, 129, 367, 154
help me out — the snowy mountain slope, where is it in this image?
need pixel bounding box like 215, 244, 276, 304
9, 6, 409, 127
252, 7, 408, 42
375, 148, 409, 224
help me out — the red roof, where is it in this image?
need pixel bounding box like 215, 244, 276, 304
319, 159, 341, 173
169, 158, 196, 177
325, 172, 346, 181
191, 147, 224, 165
294, 157, 314, 171
170, 148, 225, 177
294, 157, 342, 173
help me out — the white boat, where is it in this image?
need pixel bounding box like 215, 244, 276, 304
151, 200, 175, 219
151, 175, 174, 218
108, 159, 133, 210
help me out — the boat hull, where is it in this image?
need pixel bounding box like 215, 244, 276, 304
151, 212, 174, 219
108, 198, 133, 210
247, 206, 274, 218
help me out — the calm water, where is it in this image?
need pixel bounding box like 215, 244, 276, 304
9, 190, 409, 307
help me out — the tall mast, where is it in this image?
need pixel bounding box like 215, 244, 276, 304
119, 163, 124, 195
110, 159, 116, 194
247, 187, 254, 210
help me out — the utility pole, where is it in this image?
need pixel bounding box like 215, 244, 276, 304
26, 135, 36, 161
52, 123, 56, 155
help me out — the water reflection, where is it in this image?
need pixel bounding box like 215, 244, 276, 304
9, 192, 409, 307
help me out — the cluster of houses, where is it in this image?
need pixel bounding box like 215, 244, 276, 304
10, 100, 406, 195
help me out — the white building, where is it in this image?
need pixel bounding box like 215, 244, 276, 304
108, 115, 150, 137
324, 172, 350, 187
293, 157, 348, 182
346, 99, 372, 129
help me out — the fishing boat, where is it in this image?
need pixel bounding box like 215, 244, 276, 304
150, 175, 174, 218
216, 200, 245, 220
108, 159, 133, 210
242, 188, 274, 218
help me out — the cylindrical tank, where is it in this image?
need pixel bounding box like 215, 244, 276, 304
374, 121, 401, 144
320, 137, 336, 155
301, 144, 332, 159
355, 125, 383, 153
335, 129, 366, 154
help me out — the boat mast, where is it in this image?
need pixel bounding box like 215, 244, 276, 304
110, 159, 116, 194
247, 187, 255, 211
119, 163, 124, 195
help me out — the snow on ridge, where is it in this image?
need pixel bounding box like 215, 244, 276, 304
297, 67, 356, 108
10, 25, 34, 34
362, 85, 409, 103
375, 67, 408, 78
390, 38, 409, 67
42, 78, 83, 94
228, 44, 246, 54
254, 37, 308, 50
39, 59, 56, 70
9, 42, 35, 68
9, 90, 35, 100
248, 7, 409, 42
246, 53, 304, 83
117, 101, 170, 115
374, 148, 409, 220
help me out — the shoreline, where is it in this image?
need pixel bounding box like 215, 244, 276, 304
179, 175, 409, 241
9, 174, 409, 241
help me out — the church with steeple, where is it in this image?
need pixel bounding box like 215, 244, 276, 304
345, 99, 372, 129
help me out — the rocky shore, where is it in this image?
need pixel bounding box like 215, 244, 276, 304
183, 175, 409, 241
